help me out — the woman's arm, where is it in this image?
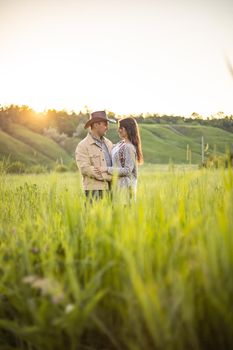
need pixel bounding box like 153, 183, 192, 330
107, 144, 136, 177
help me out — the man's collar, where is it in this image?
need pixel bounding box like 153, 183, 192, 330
88, 132, 104, 143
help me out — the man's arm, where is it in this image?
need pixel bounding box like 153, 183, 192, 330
75, 143, 104, 181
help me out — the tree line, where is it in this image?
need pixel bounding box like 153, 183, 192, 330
0, 105, 233, 136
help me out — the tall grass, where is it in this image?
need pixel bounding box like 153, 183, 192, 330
0, 168, 232, 350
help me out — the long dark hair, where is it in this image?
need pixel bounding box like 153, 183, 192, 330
119, 117, 143, 164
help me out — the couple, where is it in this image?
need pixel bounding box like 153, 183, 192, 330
75, 111, 143, 202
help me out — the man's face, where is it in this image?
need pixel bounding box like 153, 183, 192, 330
94, 121, 109, 137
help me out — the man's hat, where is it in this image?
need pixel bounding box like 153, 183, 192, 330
84, 111, 116, 129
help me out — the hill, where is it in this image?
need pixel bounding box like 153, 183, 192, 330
0, 123, 72, 167
0, 123, 233, 166
107, 124, 233, 164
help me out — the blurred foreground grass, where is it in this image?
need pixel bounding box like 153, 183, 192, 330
0, 166, 232, 350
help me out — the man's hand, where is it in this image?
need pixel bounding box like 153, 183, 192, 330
94, 166, 108, 176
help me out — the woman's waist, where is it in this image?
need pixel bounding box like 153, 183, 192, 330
117, 176, 137, 185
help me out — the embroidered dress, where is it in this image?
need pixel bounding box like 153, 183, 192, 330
107, 141, 138, 198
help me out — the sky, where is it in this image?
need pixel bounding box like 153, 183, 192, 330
0, 0, 233, 116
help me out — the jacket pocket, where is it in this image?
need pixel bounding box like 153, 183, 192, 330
90, 154, 101, 167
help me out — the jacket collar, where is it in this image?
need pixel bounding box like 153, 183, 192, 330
86, 132, 96, 145
87, 132, 109, 145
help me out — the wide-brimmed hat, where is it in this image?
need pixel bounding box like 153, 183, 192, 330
84, 111, 116, 129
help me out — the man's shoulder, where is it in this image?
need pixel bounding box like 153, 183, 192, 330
75, 134, 90, 151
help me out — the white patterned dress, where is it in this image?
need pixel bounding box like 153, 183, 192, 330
107, 141, 138, 199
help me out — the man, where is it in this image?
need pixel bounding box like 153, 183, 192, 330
75, 111, 115, 200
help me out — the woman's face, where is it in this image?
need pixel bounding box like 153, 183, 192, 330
118, 125, 128, 139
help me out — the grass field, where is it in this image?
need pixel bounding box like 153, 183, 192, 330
0, 167, 233, 350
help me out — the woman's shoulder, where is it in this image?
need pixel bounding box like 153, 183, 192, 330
112, 141, 136, 154
124, 142, 136, 153
112, 141, 124, 148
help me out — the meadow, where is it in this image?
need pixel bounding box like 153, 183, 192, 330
0, 166, 233, 350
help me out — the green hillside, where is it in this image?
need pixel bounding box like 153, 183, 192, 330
0, 124, 72, 167
0, 123, 233, 166
9, 123, 72, 163
107, 124, 233, 164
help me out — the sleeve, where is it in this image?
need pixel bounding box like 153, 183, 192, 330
75, 143, 104, 181
107, 144, 136, 177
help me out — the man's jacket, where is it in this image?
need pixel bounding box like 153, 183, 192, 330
75, 133, 113, 190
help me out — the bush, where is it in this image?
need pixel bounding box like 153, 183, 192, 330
0, 160, 9, 174
25, 165, 48, 174
7, 161, 26, 174
203, 152, 233, 169
54, 164, 68, 172
68, 161, 78, 172
43, 127, 68, 144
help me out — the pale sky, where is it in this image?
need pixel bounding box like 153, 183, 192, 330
0, 0, 232, 116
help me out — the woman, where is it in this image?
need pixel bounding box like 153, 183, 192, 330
95, 117, 143, 200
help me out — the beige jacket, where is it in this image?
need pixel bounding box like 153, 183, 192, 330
75, 133, 113, 190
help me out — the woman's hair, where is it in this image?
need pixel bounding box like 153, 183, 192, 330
119, 117, 143, 164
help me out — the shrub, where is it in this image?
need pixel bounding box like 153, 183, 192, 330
54, 164, 68, 172
7, 161, 26, 174
203, 152, 233, 169
43, 127, 68, 144
68, 161, 78, 172
25, 165, 48, 174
